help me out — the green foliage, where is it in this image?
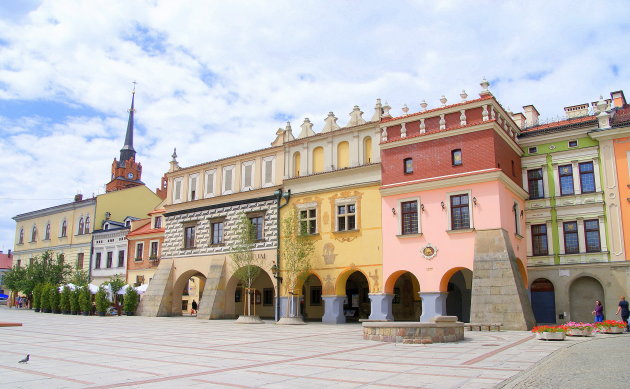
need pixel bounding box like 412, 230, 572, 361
229, 213, 263, 289
48, 284, 60, 312
70, 288, 80, 313
59, 286, 72, 312
123, 286, 140, 313
78, 287, 92, 313
95, 286, 110, 313
32, 284, 42, 309
40, 284, 50, 311
69, 269, 90, 286
3, 264, 26, 294
280, 208, 315, 294
1, 251, 73, 299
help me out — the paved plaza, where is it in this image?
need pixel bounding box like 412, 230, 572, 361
0, 307, 598, 388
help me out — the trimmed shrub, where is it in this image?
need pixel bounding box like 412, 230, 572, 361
95, 287, 109, 314
59, 286, 72, 313
123, 287, 140, 314
70, 288, 80, 313
48, 284, 60, 312
32, 284, 43, 311
78, 287, 92, 315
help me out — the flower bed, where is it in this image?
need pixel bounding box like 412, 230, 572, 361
561, 322, 595, 337
596, 320, 626, 334
531, 325, 567, 341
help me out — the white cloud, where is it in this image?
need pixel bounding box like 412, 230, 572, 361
0, 0, 629, 250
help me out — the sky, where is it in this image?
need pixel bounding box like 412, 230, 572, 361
0, 0, 628, 252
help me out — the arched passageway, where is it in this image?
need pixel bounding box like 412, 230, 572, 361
445, 269, 472, 323
531, 278, 556, 324
172, 271, 206, 317
226, 266, 275, 319
343, 271, 371, 322
391, 272, 421, 321
301, 274, 323, 321
570, 276, 604, 323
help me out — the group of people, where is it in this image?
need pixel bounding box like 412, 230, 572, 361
12, 296, 29, 309
592, 296, 630, 331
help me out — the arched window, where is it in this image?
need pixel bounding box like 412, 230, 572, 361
78, 217, 84, 235
18, 228, 24, 244
313, 147, 324, 173
337, 141, 349, 169
31, 226, 37, 242
45, 223, 51, 240
363, 137, 372, 164
293, 152, 301, 177
61, 220, 67, 237
84, 217, 90, 234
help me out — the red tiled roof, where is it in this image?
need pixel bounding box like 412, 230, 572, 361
520, 115, 596, 133
613, 105, 630, 124
0, 253, 13, 269
127, 223, 164, 237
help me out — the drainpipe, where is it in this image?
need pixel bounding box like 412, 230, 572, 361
274, 188, 291, 321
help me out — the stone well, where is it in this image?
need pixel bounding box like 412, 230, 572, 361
362, 316, 464, 344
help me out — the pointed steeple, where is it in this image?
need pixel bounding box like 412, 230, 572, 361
119, 84, 137, 164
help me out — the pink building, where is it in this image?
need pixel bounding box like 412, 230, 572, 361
375, 82, 535, 330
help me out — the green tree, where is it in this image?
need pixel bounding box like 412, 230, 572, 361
40, 284, 50, 312
59, 285, 72, 313
32, 284, 43, 310
229, 213, 264, 317
69, 288, 80, 313
48, 284, 60, 312
280, 208, 315, 318
95, 286, 110, 314
123, 286, 140, 314
69, 269, 90, 286
78, 287, 92, 314
105, 274, 125, 316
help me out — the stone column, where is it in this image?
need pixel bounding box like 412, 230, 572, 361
368, 293, 393, 321
419, 292, 447, 322
322, 296, 345, 324
278, 296, 289, 318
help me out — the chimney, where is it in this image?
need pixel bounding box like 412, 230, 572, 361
611, 91, 626, 108
523, 105, 539, 127
74, 194, 83, 202
564, 103, 589, 118
511, 112, 526, 128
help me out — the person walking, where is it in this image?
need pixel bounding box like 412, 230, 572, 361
592, 300, 604, 323
191, 300, 197, 316
615, 296, 630, 331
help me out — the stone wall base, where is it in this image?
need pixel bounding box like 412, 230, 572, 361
362, 316, 464, 344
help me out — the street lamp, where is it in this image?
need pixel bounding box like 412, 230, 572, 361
271, 262, 283, 283
274, 188, 291, 321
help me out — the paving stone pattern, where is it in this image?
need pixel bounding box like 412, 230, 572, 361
0, 307, 595, 389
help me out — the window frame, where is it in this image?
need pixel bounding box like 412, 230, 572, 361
173, 177, 183, 204
95, 252, 102, 269
77, 253, 84, 269
45, 223, 51, 240
528, 146, 538, 154
451, 149, 463, 166
84, 216, 90, 233
61, 220, 67, 237
184, 225, 196, 249
335, 200, 357, 232
117, 250, 125, 267
204, 169, 217, 198
558, 164, 574, 196
262, 155, 276, 188
106, 251, 113, 268
531, 224, 549, 256
135, 242, 144, 261
400, 200, 419, 235
154, 216, 162, 229
579, 161, 596, 193
563, 221, 579, 254
298, 207, 318, 235
149, 240, 159, 258
222, 165, 235, 195
403, 158, 413, 174
31, 225, 37, 242
18, 228, 24, 244
210, 220, 225, 245
188, 173, 199, 201
249, 214, 264, 241
241, 160, 255, 191
450, 193, 470, 230
584, 219, 601, 252
568, 140, 578, 148
310, 285, 322, 306
527, 168, 545, 199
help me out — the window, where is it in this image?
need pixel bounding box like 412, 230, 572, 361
125, 220, 131, 228
117, 251, 124, 267
528, 147, 538, 154
249, 216, 264, 240
95, 253, 102, 269
579, 162, 595, 193
136, 242, 144, 260
31, 226, 37, 242
563, 222, 579, 254
84, 217, 90, 233
18, 228, 24, 244
77, 253, 84, 269
558, 165, 574, 195
337, 141, 349, 169
450, 194, 470, 230
211, 221, 224, 244
106, 252, 113, 268
313, 146, 324, 173
173, 177, 183, 203
154, 216, 162, 229
513, 203, 521, 235
401, 201, 418, 235
403, 158, 413, 174
205, 169, 216, 197
61, 220, 67, 237
568, 140, 578, 148
16, 259, 21, 267
532, 224, 549, 256
363, 136, 372, 164
45, 223, 51, 240
150, 241, 159, 258
184, 226, 196, 249
29, 258, 35, 266
189, 174, 198, 201
452, 149, 462, 166
299, 209, 317, 235
310, 286, 322, 305
242, 161, 254, 190
223, 166, 234, 194
584, 220, 601, 252
336, 204, 356, 231
78, 217, 84, 235
293, 152, 301, 177
263, 288, 274, 306
263, 156, 275, 187
527, 169, 544, 199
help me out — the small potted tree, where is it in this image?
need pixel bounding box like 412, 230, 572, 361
78, 286, 92, 316
32, 284, 42, 312
70, 288, 80, 315
40, 284, 51, 313
49, 284, 61, 313
59, 286, 72, 314
95, 286, 109, 316
123, 286, 140, 316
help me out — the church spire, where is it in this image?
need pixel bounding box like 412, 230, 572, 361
119, 83, 137, 164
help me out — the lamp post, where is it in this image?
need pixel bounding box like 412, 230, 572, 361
273, 188, 291, 321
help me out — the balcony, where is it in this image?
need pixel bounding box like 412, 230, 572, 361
149, 256, 160, 267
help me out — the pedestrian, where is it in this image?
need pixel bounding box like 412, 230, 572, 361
615, 296, 630, 331
592, 300, 604, 323
191, 300, 197, 316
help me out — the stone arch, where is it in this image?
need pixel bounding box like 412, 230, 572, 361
297, 271, 324, 321
385, 271, 421, 321
312, 146, 324, 173
531, 278, 556, 324
515, 257, 528, 288
569, 275, 604, 323
335, 267, 371, 296
363, 136, 372, 164
441, 267, 473, 322
335, 268, 371, 321
439, 266, 472, 292
293, 151, 301, 177
171, 268, 207, 317
384, 270, 419, 294
224, 266, 275, 319
337, 141, 349, 169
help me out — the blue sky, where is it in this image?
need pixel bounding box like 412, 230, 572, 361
0, 0, 629, 252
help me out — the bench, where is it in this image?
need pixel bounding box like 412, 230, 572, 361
464, 323, 503, 331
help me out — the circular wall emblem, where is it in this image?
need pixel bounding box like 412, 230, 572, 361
421, 243, 438, 260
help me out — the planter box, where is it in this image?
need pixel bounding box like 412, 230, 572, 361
34, 308, 40, 312
536, 332, 566, 341
601, 326, 624, 334
567, 328, 593, 337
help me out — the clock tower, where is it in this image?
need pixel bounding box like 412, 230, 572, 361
105, 87, 145, 192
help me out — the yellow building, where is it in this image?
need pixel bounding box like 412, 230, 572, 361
280, 101, 384, 323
